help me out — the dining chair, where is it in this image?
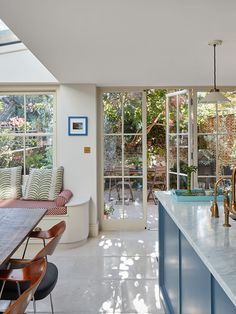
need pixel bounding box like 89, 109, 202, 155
109, 167, 134, 203
0, 221, 66, 314
0, 258, 46, 314
22, 221, 66, 259
147, 166, 166, 204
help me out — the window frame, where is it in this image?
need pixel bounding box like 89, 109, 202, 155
0, 89, 57, 174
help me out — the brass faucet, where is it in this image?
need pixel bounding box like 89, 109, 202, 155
223, 190, 231, 227
211, 167, 236, 227
222, 168, 236, 227
210, 177, 223, 218
231, 167, 236, 214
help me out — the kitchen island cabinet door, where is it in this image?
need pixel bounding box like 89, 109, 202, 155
159, 203, 180, 314
212, 278, 235, 314
181, 233, 211, 314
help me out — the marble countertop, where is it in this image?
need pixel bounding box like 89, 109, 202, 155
156, 191, 236, 307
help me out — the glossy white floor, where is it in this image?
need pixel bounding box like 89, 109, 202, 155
17, 204, 164, 314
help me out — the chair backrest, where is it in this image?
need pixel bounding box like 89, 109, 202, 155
33, 221, 66, 261
4, 258, 46, 314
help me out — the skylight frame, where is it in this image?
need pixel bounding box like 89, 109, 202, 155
0, 19, 22, 47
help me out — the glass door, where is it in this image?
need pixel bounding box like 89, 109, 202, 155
195, 92, 236, 188
166, 90, 192, 189
102, 91, 147, 230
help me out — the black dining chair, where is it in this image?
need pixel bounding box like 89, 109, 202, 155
0, 258, 46, 314
0, 221, 66, 314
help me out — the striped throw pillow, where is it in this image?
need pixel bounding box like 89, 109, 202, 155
23, 167, 64, 200
0, 167, 22, 199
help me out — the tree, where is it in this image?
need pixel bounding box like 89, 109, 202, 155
103, 90, 167, 168
0, 94, 54, 171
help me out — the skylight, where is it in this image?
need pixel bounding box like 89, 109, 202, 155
0, 19, 21, 46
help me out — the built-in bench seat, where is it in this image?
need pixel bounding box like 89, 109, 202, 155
0, 196, 90, 245
0, 167, 90, 244
0, 199, 67, 215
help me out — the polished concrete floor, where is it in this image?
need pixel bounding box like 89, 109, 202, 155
13, 204, 164, 313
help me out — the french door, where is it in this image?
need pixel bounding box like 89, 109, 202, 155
194, 91, 236, 188
102, 91, 147, 230
166, 90, 192, 189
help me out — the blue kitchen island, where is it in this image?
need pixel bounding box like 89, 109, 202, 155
156, 191, 236, 314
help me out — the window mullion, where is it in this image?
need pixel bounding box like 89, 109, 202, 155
23, 94, 26, 175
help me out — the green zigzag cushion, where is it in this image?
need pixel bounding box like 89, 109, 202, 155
0, 167, 22, 199
23, 166, 64, 200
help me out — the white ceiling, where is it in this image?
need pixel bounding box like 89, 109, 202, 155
0, 0, 236, 86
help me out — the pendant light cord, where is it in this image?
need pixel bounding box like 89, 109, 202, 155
213, 44, 216, 90
201, 40, 230, 103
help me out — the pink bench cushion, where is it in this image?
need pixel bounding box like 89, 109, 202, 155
55, 189, 73, 206
0, 199, 67, 215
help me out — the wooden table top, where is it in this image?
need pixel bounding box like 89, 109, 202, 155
0, 207, 47, 266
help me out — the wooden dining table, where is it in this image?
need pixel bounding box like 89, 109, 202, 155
0, 207, 47, 266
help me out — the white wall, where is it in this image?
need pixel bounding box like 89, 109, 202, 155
57, 84, 98, 236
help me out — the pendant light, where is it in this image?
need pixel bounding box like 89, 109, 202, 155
201, 40, 230, 103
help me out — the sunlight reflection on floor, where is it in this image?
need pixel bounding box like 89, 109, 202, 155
23, 203, 164, 313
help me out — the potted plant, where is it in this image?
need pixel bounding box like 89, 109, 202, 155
104, 203, 115, 218
182, 165, 198, 194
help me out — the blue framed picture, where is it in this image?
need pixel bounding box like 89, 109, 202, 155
68, 116, 88, 136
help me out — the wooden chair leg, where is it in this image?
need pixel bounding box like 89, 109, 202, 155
108, 178, 112, 201
152, 191, 158, 205
147, 185, 154, 202
129, 185, 134, 201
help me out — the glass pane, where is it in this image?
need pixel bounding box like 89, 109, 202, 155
104, 178, 142, 220
0, 135, 23, 168
169, 173, 177, 189
197, 93, 216, 133
104, 177, 123, 220
0, 95, 24, 134
198, 135, 216, 176
179, 135, 188, 172
26, 94, 54, 133
104, 135, 122, 176
169, 135, 177, 172
179, 94, 188, 133
179, 148, 188, 173
0, 19, 20, 46
125, 178, 143, 219
103, 92, 122, 134
124, 92, 142, 134
218, 104, 236, 134
124, 135, 142, 176
169, 96, 177, 133
218, 135, 236, 177
198, 177, 215, 190
25, 136, 53, 173
179, 175, 187, 189
104, 177, 121, 204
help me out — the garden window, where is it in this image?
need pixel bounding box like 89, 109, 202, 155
0, 93, 55, 174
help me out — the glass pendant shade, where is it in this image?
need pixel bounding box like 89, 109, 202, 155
201, 40, 230, 104
200, 90, 230, 104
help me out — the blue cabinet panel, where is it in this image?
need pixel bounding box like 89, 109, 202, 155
181, 233, 211, 314
159, 202, 236, 314
212, 277, 235, 314
159, 204, 180, 314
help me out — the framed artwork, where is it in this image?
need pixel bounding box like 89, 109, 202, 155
68, 116, 88, 136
